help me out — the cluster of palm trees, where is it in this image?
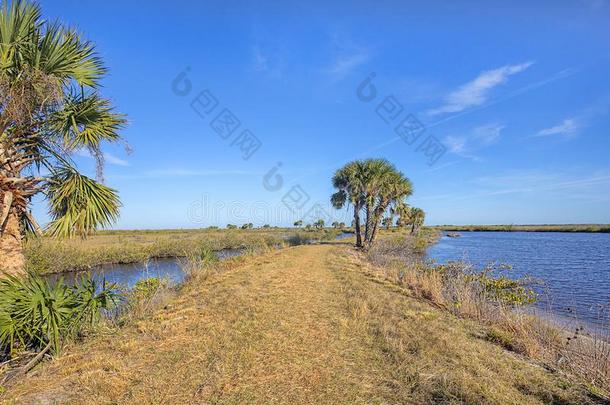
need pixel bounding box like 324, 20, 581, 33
1, 1, 126, 276
331, 159, 424, 249
331, 221, 345, 229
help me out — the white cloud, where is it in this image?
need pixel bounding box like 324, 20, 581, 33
75, 148, 129, 167
326, 50, 369, 79
144, 168, 260, 177
443, 135, 468, 155
103, 153, 130, 166
472, 123, 505, 145
443, 123, 505, 159
250, 43, 286, 79
536, 118, 579, 138
429, 62, 534, 115
418, 169, 610, 201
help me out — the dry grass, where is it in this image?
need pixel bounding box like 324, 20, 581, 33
366, 234, 610, 398
23, 228, 337, 275
0, 243, 601, 404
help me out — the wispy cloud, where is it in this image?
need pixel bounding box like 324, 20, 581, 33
428, 62, 534, 115
419, 169, 610, 201
75, 148, 129, 167
103, 153, 130, 166
443, 123, 505, 159
144, 168, 262, 177
250, 44, 286, 79
323, 33, 370, 80
325, 50, 370, 79
536, 118, 580, 138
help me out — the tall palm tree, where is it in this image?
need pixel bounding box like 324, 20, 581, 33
331, 161, 365, 247
332, 159, 413, 249
366, 165, 412, 248
360, 159, 394, 244
392, 201, 411, 228
409, 207, 425, 234
0, 1, 126, 276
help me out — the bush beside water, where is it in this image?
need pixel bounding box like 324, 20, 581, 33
0, 274, 118, 358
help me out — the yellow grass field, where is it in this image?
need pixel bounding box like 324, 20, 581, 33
2, 242, 596, 404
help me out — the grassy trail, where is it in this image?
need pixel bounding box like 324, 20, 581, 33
2, 244, 592, 404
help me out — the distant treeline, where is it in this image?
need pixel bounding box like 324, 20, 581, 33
432, 224, 610, 233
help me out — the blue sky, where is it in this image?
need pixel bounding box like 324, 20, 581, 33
32, 0, 610, 228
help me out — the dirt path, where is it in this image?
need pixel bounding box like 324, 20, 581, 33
2, 244, 591, 404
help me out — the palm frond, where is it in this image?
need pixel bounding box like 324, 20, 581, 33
0, 0, 41, 73
50, 92, 126, 152
30, 22, 105, 86
45, 165, 120, 238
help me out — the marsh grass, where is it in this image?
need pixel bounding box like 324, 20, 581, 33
366, 233, 610, 395
434, 224, 610, 233
23, 228, 331, 275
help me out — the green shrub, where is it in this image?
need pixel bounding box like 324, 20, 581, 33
131, 277, 168, 301
0, 274, 118, 356
196, 244, 219, 265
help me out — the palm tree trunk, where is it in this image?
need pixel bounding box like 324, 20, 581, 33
364, 203, 374, 244
369, 220, 380, 248
0, 202, 26, 276
353, 206, 363, 248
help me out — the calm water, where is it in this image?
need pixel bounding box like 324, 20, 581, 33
44, 232, 356, 289
44, 248, 243, 288
427, 232, 610, 329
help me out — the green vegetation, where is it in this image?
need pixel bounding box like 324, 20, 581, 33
0, 0, 126, 276
22, 228, 335, 275
130, 277, 168, 302
434, 224, 610, 233
331, 159, 414, 249
0, 273, 117, 357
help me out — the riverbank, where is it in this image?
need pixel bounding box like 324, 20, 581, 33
2, 241, 604, 403
368, 232, 609, 397
432, 224, 610, 233
23, 228, 340, 275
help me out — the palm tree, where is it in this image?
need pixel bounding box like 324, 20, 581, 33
0, 1, 126, 276
409, 207, 425, 234
293, 220, 303, 228
393, 202, 411, 228
367, 167, 412, 247
314, 219, 325, 229
331, 159, 413, 249
331, 161, 366, 247
382, 217, 393, 230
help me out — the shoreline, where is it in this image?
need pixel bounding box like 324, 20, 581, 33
431, 224, 610, 233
